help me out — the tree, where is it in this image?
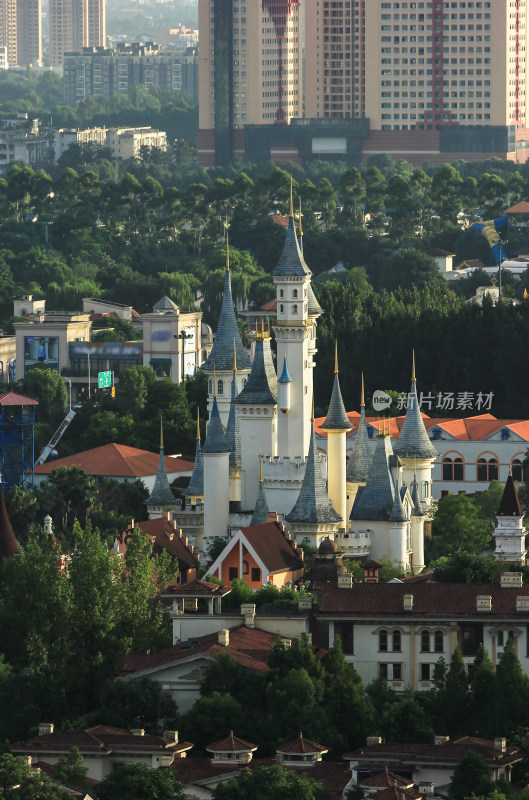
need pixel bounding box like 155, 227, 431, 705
495, 638, 529, 735
98, 763, 185, 800
89, 676, 177, 733
450, 751, 493, 800
470, 646, 496, 738
115, 366, 157, 415
19, 365, 67, 427
179, 692, 244, 752
431, 494, 492, 557
16, 773, 69, 800
441, 646, 469, 737
52, 747, 88, 792
380, 693, 434, 743
0, 753, 31, 800
432, 552, 501, 584
211, 765, 322, 800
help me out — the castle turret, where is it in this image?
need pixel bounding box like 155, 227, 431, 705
185, 411, 204, 504
320, 343, 352, 528
201, 238, 251, 426
392, 352, 438, 509
389, 480, 409, 568
278, 354, 292, 414
345, 374, 373, 522
145, 418, 177, 519
249, 456, 270, 526
202, 381, 230, 543
410, 471, 426, 573
493, 473, 526, 564
233, 330, 277, 510
285, 406, 342, 549
226, 342, 242, 503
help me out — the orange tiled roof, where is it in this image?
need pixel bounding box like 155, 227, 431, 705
343, 736, 520, 765
162, 578, 230, 596
206, 732, 257, 753
0, 391, 38, 406
34, 443, 193, 477
134, 518, 200, 569
238, 522, 304, 574
276, 732, 328, 755
505, 201, 529, 214
12, 725, 192, 755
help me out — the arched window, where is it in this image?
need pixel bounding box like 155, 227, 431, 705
434, 630, 444, 652
422, 481, 429, 498
217, 379, 224, 395
512, 459, 524, 482
280, 289, 284, 298
293, 289, 298, 298
280, 304, 284, 313
208, 379, 213, 394
477, 456, 498, 482
242, 378, 247, 387
443, 456, 464, 481
379, 630, 388, 652
421, 631, 430, 652
392, 630, 401, 652
292, 304, 298, 314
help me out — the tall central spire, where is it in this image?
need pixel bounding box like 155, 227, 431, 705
393, 352, 438, 460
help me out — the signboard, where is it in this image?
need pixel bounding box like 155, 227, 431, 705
24, 336, 59, 374
98, 370, 112, 388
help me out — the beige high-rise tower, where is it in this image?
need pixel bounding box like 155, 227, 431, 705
49, 0, 105, 67
198, 0, 303, 166
17, 0, 42, 65
306, 0, 529, 131
0, 0, 17, 66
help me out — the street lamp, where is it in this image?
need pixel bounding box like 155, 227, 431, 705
64, 377, 72, 411
6, 358, 15, 383
176, 331, 193, 383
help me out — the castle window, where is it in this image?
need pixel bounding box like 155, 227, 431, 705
217, 379, 224, 395
280, 304, 284, 313
421, 663, 431, 681
422, 481, 429, 498
421, 630, 430, 652
293, 304, 298, 314
243, 559, 249, 575
280, 289, 284, 298
477, 456, 498, 482
512, 458, 524, 482
392, 630, 401, 652
209, 379, 213, 394
434, 630, 444, 652
379, 630, 388, 652
442, 455, 464, 481
293, 289, 298, 298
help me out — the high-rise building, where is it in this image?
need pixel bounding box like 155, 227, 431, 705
198, 0, 303, 166
0, 0, 17, 66
305, 0, 529, 132
49, 0, 105, 67
17, 0, 42, 66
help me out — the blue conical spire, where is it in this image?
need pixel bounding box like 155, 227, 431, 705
321, 343, 352, 431
285, 419, 342, 525
278, 354, 292, 384
202, 396, 229, 453
146, 417, 177, 507
273, 215, 312, 277
393, 352, 438, 460
389, 481, 408, 523
185, 412, 204, 497
233, 337, 276, 406
347, 375, 373, 482
201, 246, 251, 372
350, 428, 396, 521
250, 456, 269, 526
225, 364, 241, 468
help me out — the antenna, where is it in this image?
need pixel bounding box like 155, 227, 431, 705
361, 373, 365, 408
233, 338, 237, 372
160, 414, 164, 450
226, 231, 230, 272
334, 340, 339, 374
259, 452, 263, 482
289, 176, 294, 218
196, 408, 200, 441
412, 349, 416, 381
298, 197, 303, 237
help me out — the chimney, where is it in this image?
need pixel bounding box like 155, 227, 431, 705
477, 595, 492, 613
298, 597, 312, 611
494, 737, 507, 753
127, 518, 135, 529
338, 573, 353, 589
43, 515, 52, 536
517, 596, 529, 612
218, 628, 230, 647
25, 756, 32, 768
131, 729, 145, 736
366, 736, 382, 746
419, 783, 435, 795
39, 723, 54, 736
501, 572, 523, 588
163, 730, 179, 743
241, 604, 256, 628
434, 735, 449, 745
403, 593, 414, 611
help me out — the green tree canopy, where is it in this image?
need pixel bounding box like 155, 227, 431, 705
211, 764, 322, 800
98, 763, 185, 800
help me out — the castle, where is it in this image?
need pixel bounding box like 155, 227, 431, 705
150, 194, 439, 571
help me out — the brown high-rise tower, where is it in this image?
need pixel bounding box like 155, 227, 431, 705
49, 0, 105, 67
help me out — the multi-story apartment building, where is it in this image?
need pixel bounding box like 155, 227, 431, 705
17, 0, 41, 66
62, 43, 197, 105
198, 0, 303, 166
55, 125, 167, 161
50, 0, 105, 68
0, 0, 17, 66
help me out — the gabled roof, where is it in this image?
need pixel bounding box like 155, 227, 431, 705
153, 295, 178, 311
185, 438, 204, 497
359, 769, 413, 789
321, 373, 353, 431
202, 397, 229, 454
372, 786, 421, 800
273, 216, 311, 277
132, 518, 200, 569
346, 407, 373, 482
201, 270, 251, 372
225, 373, 241, 468
505, 201, 529, 214
146, 450, 177, 507
235, 522, 304, 574
34, 443, 193, 477
0, 391, 38, 407
392, 376, 438, 460
343, 736, 520, 767
162, 579, 230, 596
0, 486, 17, 564
276, 732, 328, 755
285, 423, 342, 526
206, 732, 257, 753
351, 435, 396, 522
233, 338, 276, 406
497, 473, 523, 517
11, 725, 192, 756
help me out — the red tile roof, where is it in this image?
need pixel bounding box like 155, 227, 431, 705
120, 518, 200, 570
34, 443, 193, 477
360, 769, 413, 789
239, 522, 304, 574
343, 736, 520, 766
276, 733, 328, 755
162, 579, 230, 596
121, 625, 282, 677
505, 201, 529, 214
372, 787, 421, 800
319, 582, 529, 618
260, 298, 278, 312
0, 391, 38, 406
206, 732, 257, 753
11, 725, 191, 756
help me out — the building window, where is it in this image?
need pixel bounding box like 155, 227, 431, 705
497, 630, 504, 646
477, 456, 498, 482
280, 304, 284, 313
512, 458, 524, 482
334, 623, 355, 655
393, 663, 402, 681
243, 559, 249, 575
292, 304, 298, 314
209, 379, 213, 394
443, 455, 464, 481
459, 623, 483, 657
421, 631, 430, 652
421, 663, 431, 681
229, 567, 238, 581
280, 289, 284, 298
434, 630, 444, 653
392, 630, 401, 652
293, 289, 298, 298
423, 481, 429, 498
251, 567, 261, 583
379, 630, 388, 652
379, 662, 388, 679
217, 379, 224, 395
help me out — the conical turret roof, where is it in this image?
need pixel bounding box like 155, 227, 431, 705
226, 372, 241, 467
233, 338, 276, 406
393, 356, 438, 460
185, 438, 204, 498
347, 407, 373, 482
153, 295, 179, 312
497, 473, 523, 517
321, 348, 352, 431
285, 422, 342, 525
307, 284, 322, 316
273, 216, 311, 277
278, 354, 292, 384
410, 475, 425, 516
202, 396, 229, 453
389, 483, 408, 523
202, 269, 251, 372
146, 423, 177, 507
250, 460, 269, 526
0, 484, 17, 564
351, 433, 396, 521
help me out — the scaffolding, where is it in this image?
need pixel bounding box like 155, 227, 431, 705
0, 392, 38, 490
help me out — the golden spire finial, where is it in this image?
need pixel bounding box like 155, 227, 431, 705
311, 395, 315, 424
226, 231, 230, 272
259, 452, 263, 483
160, 414, 164, 451
233, 338, 237, 372
289, 176, 294, 218
334, 340, 339, 374
213, 365, 217, 398
196, 408, 200, 441
412, 349, 416, 381
298, 197, 303, 237
361, 373, 365, 408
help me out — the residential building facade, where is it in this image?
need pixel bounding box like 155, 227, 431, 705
50, 0, 105, 67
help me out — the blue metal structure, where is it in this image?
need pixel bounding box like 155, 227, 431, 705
0, 392, 38, 490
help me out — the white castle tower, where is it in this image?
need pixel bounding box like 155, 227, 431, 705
202, 381, 230, 544
493, 473, 526, 564
145, 418, 177, 520
344, 375, 373, 523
